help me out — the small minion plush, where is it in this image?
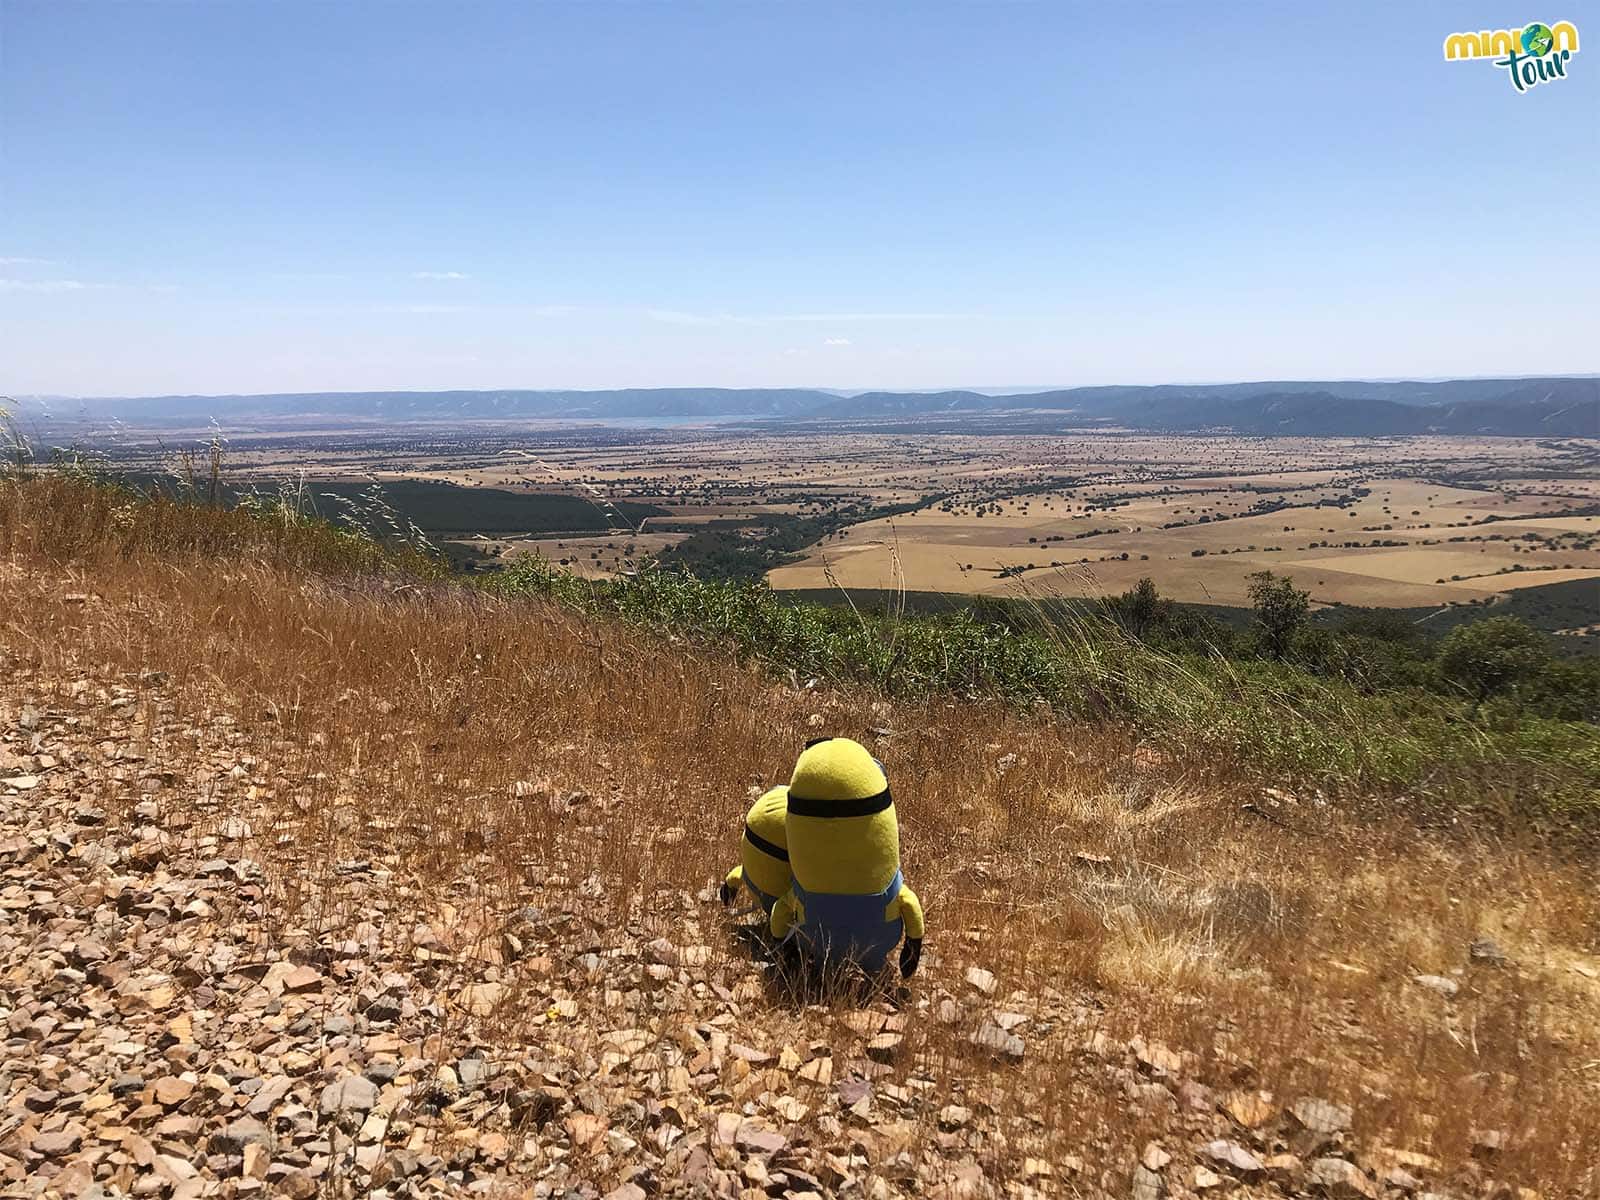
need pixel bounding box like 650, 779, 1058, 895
719, 785, 792, 914
770, 738, 924, 977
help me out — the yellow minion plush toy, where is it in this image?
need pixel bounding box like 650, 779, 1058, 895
719, 786, 792, 915
770, 737, 925, 977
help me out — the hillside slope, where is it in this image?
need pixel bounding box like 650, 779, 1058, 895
1085, 387, 1600, 437
3, 491, 1599, 1197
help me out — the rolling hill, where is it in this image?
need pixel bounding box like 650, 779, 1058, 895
1078, 386, 1600, 437
16, 376, 1598, 437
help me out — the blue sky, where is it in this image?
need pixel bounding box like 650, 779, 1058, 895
1, 1, 1595, 396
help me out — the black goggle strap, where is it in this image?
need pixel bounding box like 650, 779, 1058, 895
785, 787, 893, 818
743, 823, 789, 861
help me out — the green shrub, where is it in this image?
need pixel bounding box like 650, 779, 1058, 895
1248, 570, 1311, 659
1438, 616, 1553, 705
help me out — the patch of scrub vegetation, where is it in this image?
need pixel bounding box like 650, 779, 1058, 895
779, 577, 1600, 721
493, 557, 1600, 825
1380, 577, 1600, 652
654, 498, 932, 582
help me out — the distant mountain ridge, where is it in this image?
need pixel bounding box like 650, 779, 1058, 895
20, 376, 1598, 437
1062, 381, 1599, 437
36, 388, 830, 423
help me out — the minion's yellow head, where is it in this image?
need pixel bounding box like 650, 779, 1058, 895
785, 737, 899, 895
740, 785, 792, 902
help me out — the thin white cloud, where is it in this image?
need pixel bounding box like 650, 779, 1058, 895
775, 312, 971, 323
412, 270, 469, 281
645, 308, 719, 326
300, 305, 470, 315
647, 308, 974, 326
0, 279, 107, 292
248, 301, 576, 317
823, 337, 853, 346
1, 278, 175, 294
0, 256, 56, 266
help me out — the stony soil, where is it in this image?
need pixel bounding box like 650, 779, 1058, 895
0, 657, 1538, 1199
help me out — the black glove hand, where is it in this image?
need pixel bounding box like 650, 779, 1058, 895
899, 937, 923, 979
718, 879, 736, 906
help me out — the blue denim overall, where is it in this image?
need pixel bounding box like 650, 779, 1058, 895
787, 869, 904, 973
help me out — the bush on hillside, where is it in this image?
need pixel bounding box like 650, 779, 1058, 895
1248, 570, 1311, 659
1438, 615, 1554, 705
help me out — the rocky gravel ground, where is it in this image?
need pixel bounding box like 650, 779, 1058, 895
0, 658, 1543, 1199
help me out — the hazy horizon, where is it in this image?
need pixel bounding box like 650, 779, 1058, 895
11, 370, 1600, 405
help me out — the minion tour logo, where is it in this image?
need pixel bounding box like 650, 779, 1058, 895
1443, 20, 1580, 92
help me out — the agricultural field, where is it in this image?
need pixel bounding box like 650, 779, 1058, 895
75, 422, 1600, 619
774, 471, 1600, 610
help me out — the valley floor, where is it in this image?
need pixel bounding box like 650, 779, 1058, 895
2, 556, 1598, 1198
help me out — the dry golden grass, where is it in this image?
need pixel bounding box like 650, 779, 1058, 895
4, 481, 1599, 1195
